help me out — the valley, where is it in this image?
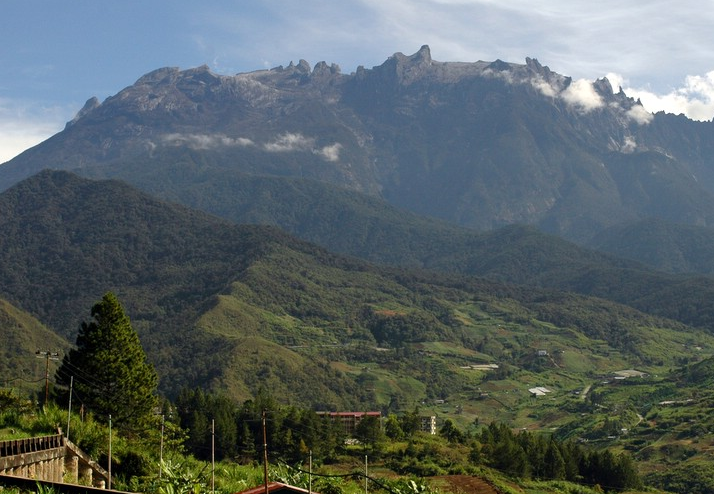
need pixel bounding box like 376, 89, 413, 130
3, 46, 714, 492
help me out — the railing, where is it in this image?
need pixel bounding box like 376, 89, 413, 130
0, 434, 64, 457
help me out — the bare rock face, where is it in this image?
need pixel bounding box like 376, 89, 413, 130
66, 97, 100, 128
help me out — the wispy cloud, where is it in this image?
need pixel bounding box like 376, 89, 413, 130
263, 132, 315, 153
161, 133, 254, 149
264, 133, 342, 162
624, 104, 654, 125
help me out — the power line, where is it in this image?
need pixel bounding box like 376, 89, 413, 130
2, 376, 45, 385
55, 360, 111, 391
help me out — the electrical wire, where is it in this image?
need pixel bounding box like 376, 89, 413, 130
1, 376, 45, 385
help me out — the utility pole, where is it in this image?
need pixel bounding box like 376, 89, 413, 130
263, 410, 269, 494
211, 419, 215, 494
108, 414, 112, 490
66, 376, 73, 440
365, 455, 368, 494
159, 415, 165, 479
35, 350, 59, 407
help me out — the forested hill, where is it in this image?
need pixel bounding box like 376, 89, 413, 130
0, 170, 373, 404
0, 169, 292, 339
0, 170, 708, 408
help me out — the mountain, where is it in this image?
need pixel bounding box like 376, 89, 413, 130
3, 46, 714, 269
2, 170, 712, 412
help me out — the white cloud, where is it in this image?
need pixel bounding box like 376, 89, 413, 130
265, 133, 342, 162
627, 72, 714, 122
161, 133, 254, 149
530, 75, 559, 98
263, 132, 315, 153
160, 131, 342, 162
621, 135, 637, 153
314, 143, 342, 162
560, 79, 603, 113
0, 99, 71, 164
607, 71, 714, 122
625, 104, 654, 125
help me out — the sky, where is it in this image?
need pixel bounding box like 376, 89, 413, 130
2, 0, 714, 164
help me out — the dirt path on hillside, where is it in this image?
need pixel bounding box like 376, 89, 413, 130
431, 475, 503, 494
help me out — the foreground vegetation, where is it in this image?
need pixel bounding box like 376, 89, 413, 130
1, 389, 651, 494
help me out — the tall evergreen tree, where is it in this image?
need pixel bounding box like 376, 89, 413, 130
543, 439, 566, 481
56, 292, 158, 429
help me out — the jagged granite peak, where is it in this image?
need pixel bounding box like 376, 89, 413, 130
134, 66, 182, 85
391, 44, 433, 65
312, 61, 341, 76
593, 77, 614, 96
486, 59, 512, 72
372, 45, 440, 85
65, 96, 100, 128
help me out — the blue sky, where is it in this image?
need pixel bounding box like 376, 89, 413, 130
2, 0, 714, 163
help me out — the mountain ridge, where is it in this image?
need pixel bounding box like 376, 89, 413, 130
4, 46, 714, 252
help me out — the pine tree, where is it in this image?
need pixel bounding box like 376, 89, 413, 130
543, 439, 566, 481
56, 292, 158, 429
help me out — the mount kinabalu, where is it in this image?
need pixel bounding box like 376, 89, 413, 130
3, 45, 714, 251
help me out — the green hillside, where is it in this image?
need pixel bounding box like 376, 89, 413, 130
0, 298, 70, 397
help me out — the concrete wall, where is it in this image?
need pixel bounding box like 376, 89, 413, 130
0, 434, 108, 488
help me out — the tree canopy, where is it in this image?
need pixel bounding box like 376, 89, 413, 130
56, 292, 158, 429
